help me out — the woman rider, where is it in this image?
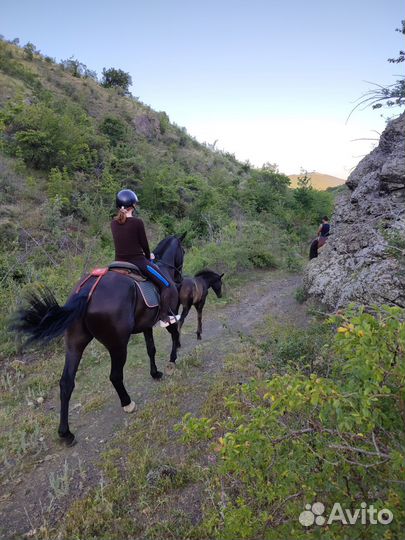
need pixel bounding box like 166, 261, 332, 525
317, 216, 330, 239
111, 189, 179, 327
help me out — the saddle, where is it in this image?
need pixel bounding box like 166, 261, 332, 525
76, 262, 159, 308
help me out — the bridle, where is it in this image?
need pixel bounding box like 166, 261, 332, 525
155, 259, 183, 285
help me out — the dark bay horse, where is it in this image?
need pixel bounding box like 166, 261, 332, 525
12, 234, 185, 446
178, 269, 224, 341
309, 236, 327, 259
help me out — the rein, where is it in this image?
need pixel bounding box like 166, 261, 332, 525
155, 258, 183, 284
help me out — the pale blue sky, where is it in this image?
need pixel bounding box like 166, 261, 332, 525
2, 0, 404, 178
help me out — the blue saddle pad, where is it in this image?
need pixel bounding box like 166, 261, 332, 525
135, 281, 160, 308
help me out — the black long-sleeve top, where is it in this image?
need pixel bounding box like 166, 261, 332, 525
111, 217, 151, 263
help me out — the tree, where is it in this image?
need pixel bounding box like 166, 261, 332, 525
60, 56, 97, 79
23, 42, 38, 60
293, 171, 313, 211
101, 67, 132, 93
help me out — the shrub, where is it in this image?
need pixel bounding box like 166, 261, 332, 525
179, 306, 405, 539
100, 116, 128, 146
23, 42, 38, 60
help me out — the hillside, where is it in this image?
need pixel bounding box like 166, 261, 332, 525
288, 171, 345, 190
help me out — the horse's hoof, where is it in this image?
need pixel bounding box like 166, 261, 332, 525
165, 363, 176, 376
151, 370, 163, 380
197, 335, 202, 341
123, 401, 136, 413
59, 432, 76, 447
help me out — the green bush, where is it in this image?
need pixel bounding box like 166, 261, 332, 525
0, 99, 103, 173
178, 306, 405, 539
100, 116, 129, 146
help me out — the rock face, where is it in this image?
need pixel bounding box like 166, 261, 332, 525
304, 112, 405, 308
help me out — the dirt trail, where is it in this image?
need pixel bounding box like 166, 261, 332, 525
0, 271, 309, 539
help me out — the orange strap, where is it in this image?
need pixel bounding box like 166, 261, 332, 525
75, 268, 109, 300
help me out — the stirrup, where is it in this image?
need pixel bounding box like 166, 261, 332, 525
159, 315, 180, 328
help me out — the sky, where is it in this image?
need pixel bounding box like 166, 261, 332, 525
1, 0, 404, 179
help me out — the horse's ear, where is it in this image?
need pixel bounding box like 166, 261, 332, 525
178, 231, 187, 242
220, 273, 225, 278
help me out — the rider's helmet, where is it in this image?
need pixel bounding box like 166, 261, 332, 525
116, 189, 139, 209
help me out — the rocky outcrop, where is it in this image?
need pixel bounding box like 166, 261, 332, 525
304, 112, 405, 308
133, 113, 161, 139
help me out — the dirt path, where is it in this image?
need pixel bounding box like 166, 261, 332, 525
0, 271, 309, 539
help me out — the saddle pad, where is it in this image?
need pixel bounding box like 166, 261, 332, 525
135, 281, 160, 308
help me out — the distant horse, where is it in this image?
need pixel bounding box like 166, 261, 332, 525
309, 236, 327, 260
12, 234, 185, 446
178, 269, 224, 341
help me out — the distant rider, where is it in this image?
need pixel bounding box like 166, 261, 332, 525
111, 189, 178, 327
317, 216, 330, 239
316, 215, 330, 254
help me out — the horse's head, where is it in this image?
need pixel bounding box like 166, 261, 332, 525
195, 269, 224, 298
211, 272, 224, 298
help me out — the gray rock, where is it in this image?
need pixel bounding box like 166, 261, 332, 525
304, 112, 405, 308
133, 113, 161, 139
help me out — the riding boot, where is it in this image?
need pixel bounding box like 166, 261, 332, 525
159, 287, 180, 327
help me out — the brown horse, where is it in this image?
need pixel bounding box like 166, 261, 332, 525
178, 269, 224, 341
12, 234, 185, 446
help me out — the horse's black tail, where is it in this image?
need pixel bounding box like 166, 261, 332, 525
11, 287, 89, 345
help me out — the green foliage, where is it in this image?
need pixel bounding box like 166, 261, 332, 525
242, 167, 290, 215
293, 171, 313, 210
60, 56, 97, 79
101, 67, 132, 93
158, 111, 170, 134
0, 98, 102, 172
0, 41, 42, 91
23, 42, 38, 60
47, 167, 73, 208
175, 412, 215, 443
180, 307, 405, 539
184, 221, 281, 276
100, 115, 128, 146
292, 171, 333, 227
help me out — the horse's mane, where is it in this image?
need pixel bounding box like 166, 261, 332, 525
154, 236, 177, 258
195, 269, 221, 280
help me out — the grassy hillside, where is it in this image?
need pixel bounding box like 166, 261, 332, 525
289, 172, 345, 190
0, 37, 333, 356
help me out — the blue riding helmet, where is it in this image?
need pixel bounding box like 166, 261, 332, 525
116, 189, 139, 208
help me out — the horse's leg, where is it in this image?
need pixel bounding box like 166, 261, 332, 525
165, 323, 181, 375
179, 301, 192, 332
58, 324, 93, 445
178, 301, 193, 346
143, 328, 163, 379
195, 299, 206, 340
107, 339, 134, 411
